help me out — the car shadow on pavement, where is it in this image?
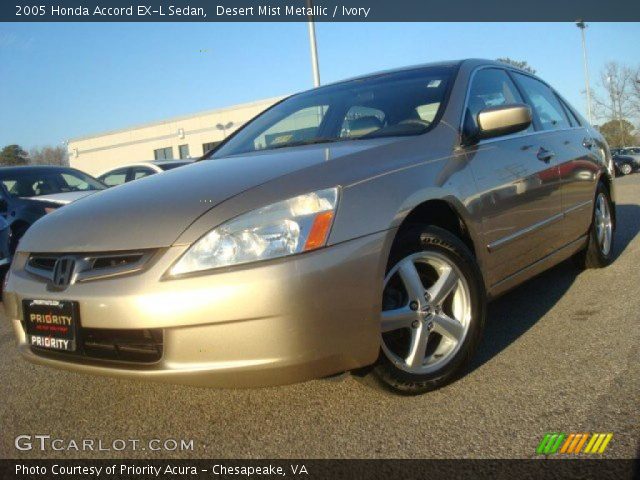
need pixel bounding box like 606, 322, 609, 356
467, 203, 640, 374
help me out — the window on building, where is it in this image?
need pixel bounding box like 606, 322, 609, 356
178, 144, 190, 159
202, 142, 220, 154
154, 147, 173, 160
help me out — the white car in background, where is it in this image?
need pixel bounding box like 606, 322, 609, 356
97, 160, 193, 187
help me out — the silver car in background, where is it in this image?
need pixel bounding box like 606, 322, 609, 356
4, 59, 615, 394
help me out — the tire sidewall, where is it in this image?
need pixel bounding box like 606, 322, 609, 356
375, 226, 486, 392
585, 184, 615, 267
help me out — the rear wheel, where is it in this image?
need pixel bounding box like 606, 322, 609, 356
373, 226, 486, 394
575, 184, 614, 269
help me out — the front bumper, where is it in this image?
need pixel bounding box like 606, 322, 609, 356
3, 232, 390, 387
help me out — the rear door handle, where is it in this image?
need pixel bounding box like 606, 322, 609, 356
537, 147, 555, 163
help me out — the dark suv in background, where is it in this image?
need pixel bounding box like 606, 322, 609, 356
0, 166, 105, 253
611, 147, 640, 176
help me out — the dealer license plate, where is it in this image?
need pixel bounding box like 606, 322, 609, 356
24, 299, 78, 352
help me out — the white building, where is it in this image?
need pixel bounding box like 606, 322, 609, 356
68, 96, 284, 176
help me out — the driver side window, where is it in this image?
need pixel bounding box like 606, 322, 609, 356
465, 68, 531, 136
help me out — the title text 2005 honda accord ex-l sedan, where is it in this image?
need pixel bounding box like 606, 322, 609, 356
4, 59, 616, 394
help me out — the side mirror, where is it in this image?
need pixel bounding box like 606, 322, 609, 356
464, 104, 532, 145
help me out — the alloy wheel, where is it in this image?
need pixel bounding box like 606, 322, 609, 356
595, 193, 613, 256
621, 164, 632, 175
381, 251, 472, 375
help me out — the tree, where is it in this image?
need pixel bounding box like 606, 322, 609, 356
592, 62, 637, 146
30, 145, 69, 166
0, 144, 29, 166
496, 58, 536, 74
598, 119, 636, 148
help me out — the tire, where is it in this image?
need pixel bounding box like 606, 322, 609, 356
575, 183, 615, 269
620, 163, 632, 176
373, 225, 486, 394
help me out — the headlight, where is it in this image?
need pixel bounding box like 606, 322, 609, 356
169, 187, 339, 276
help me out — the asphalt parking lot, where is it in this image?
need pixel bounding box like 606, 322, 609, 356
0, 174, 638, 460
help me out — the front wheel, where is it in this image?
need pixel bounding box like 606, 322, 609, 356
373, 226, 486, 394
620, 163, 632, 176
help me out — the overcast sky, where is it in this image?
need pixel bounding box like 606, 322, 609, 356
0, 22, 638, 149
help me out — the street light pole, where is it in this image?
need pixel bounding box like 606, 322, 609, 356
576, 21, 593, 124
306, 0, 321, 87
216, 121, 234, 138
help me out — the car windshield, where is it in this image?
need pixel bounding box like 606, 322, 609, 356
0, 169, 105, 198
211, 65, 455, 158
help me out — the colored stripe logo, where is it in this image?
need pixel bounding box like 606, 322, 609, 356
537, 433, 613, 455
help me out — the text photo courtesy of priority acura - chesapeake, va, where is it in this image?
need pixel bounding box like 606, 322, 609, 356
0, 2, 638, 479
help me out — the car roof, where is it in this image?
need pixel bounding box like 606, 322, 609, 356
98, 160, 192, 176
0, 165, 82, 174
288, 59, 527, 98
152, 160, 193, 166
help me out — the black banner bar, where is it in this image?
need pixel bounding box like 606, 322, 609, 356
1, 459, 639, 480
2, 0, 640, 22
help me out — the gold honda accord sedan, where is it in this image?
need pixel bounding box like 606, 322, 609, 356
4, 59, 616, 393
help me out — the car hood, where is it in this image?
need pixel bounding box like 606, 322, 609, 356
24, 190, 98, 205
19, 139, 395, 253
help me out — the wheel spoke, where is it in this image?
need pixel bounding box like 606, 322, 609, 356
427, 265, 459, 306
432, 312, 464, 342
398, 258, 425, 301
381, 307, 416, 332
405, 325, 429, 368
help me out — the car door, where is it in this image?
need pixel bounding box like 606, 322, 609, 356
511, 73, 599, 247
461, 67, 564, 287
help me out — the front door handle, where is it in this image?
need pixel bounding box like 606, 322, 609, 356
537, 147, 555, 163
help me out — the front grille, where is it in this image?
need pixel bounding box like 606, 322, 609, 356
29, 256, 57, 271
26, 251, 154, 284
31, 328, 163, 364
81, 328, 163, 363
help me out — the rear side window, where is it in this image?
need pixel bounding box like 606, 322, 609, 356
465, 68, 530, 134
132, 167, 154, 180
100, 168, 128, 187
512, 73, 570, 131
557, 97, 582, 127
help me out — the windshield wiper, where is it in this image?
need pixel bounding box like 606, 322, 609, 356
265, 137, 340, 150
